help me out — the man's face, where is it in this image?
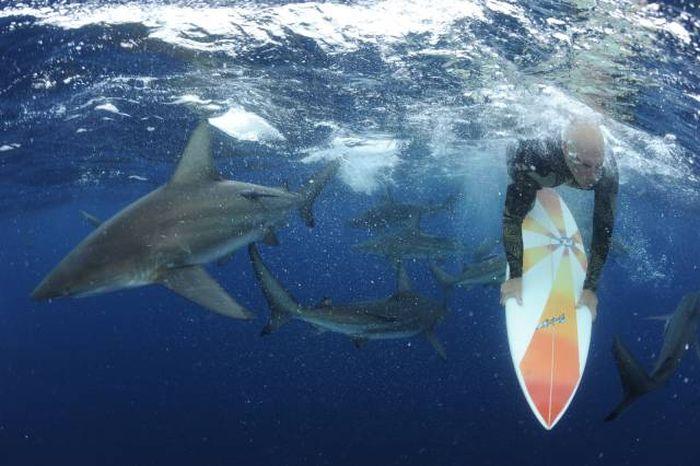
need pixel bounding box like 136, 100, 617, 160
564, 142, 604, 189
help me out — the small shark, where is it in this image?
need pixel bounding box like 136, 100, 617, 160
248, 244, 449, 359
348, 191, 457, 231
430, 254, 506, 290
605, 292, 700, 421
354, 227, 466, 262
32, 122, 338, 319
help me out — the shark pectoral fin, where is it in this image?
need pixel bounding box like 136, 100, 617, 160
169, 122, 222, 186
79, 210, 102, 228
351, 337, 368, 349
263, 229, 280, 246
161, 266, 252, 320
425, 329, 447, 361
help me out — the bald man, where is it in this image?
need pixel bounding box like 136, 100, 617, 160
500, 120, 618, 320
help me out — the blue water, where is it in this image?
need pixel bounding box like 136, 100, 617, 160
1, 1, 699, 465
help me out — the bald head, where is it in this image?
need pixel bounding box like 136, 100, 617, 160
562, 119, 606, 188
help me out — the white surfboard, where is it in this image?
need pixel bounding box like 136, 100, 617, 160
505, 188, 592, 430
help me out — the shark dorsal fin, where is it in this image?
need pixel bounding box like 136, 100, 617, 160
170, 122, 222, 186
396, 260, 412, 292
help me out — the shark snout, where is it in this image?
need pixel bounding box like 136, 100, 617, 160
31, 277, 66, 301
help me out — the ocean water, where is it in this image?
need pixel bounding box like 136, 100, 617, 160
1, 1, 699, 465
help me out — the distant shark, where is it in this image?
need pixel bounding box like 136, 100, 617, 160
605, 292, 700, 421
347, 190, 457, 231
248, 244, 449, 359
354, 227, 466, 262
430, 254, 506, 290
32, 122, 339, 319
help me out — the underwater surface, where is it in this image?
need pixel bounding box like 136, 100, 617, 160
0, 0, 699, 464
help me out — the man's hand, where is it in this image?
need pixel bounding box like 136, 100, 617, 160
578, 288, 598, 321
500, 277, 522, 306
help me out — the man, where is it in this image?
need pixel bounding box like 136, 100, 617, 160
500, 119, 619, 320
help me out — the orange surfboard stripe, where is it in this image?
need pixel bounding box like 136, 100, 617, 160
520, 250, 580, 427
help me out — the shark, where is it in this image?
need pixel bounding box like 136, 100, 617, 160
430, 254, 506, 290
32, 122, 339, 319
248, 244, 449, 359
353, 227, 466, 262
347, 191, 457, 231
605, 291, 700, 421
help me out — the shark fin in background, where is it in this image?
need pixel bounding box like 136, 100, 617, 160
298, 160, 340, 227
395, 260, 412, 293
79, 210, 102, 228
160, 266, 252, 320
352, 337, 368, 349
263, 229, 280, 246
604, 337, 655, 422
317, 297, 332, 308
425, 329, 447, 361
645, 314, 673, 333
248, 244, 302, 335
429, 262, 455, 288
169, 121, 222, 185
216, 252, 236, 267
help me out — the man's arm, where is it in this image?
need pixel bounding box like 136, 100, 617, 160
584, 171, 619, 291
503, 173, 539, 278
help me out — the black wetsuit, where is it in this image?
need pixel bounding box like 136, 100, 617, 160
502, 136, 619, 291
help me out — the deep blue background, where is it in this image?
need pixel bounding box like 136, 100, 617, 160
1, 1, 699, 465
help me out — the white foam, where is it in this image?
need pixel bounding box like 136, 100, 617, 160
302, 134, 401, 195
208, 107, 285, 143
0, 143, 20, 152
95, 103, 131, 117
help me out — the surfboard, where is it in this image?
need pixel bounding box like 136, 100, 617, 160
505, 187, 592, 430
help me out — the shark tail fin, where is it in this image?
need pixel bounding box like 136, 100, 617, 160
298, 160, 340, 227
605, 336, 655, 422
248, 244, 302, 335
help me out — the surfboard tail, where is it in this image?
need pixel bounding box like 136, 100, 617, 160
605, 336, 655, 422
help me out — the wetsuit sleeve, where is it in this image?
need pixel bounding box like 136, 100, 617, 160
503, 163, 539, 280
584, 168, 619, 291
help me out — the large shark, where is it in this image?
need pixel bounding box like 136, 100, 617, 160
354, 227, 466, 262
348, 191, 457, 231
605, 291, 700, 421
430, 254, 506, 290
248, 244, 449, 359
32, 122, 339, 319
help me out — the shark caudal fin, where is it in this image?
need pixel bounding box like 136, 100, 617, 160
298, 160, 340, 227
605, 337, 656, 422
248, 244, 303, 335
